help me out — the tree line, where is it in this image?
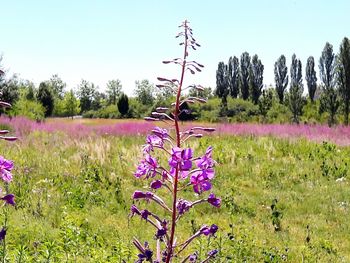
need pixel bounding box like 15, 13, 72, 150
215, 37, 350, 125
0, 37, 349, 125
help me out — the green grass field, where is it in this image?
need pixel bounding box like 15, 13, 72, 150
1, 129, 349, 262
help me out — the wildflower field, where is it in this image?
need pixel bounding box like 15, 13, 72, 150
0, 117, 349, 262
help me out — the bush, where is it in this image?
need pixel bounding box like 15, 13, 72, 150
226, 98, 259, 122
11, 98, 45, 121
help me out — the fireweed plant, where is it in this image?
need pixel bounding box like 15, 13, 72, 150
130, 21, 220, 262
0, 71, 17, 262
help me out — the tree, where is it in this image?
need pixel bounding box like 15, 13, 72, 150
227, 56, 239, 98
64, 89, 80, 118
117, 93, 129, 116
106, 79, 122, 105
338, 37, 350, 125
319, 42, 339, 126
258, 88, 273, 122
37, 82, 54, 117
188, 86, 213, 99
249, 54, 264, 104
77, 79, 96, 113
134, 79, 155, 105
91, 90, 105, 111
0, 74, 20, 106
305, 56, 317, 102
240, 52, 251, 100
289, 54, 305, 123
274, 55, 289, 104
215, 62, 228, 104
48, 74, 66, 99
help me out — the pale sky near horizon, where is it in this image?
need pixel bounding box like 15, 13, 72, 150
1, 0, 349, 96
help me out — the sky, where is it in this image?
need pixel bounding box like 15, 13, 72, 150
1, 0, 349, 96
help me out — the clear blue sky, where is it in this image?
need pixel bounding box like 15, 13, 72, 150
1, 0, 349, 96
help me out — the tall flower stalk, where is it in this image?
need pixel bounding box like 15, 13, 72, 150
130, 21, 220, 262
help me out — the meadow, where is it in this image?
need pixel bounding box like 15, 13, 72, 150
0, 117, 349, 262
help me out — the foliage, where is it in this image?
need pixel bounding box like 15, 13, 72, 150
249, 54, 264, 104
134, 79, 155, 106
227, 56, 240, 98
36, 82, 54, 117
47, 74, 66, 99
106, 79, 122, 105
305, 56, 317, 102
226, 98, 259, 122
215, 61, 229, 105
77, 80, 96, 113
64, 90, 80, 118
240, 52, 251, 100
117, 93, 129, 117
11, 98, 45, 121
259, 89, 274, 122
0, 74, 20, 107
338, 37, 350, 125
274, 55, 289, 104
289, 54, 305, 123
319, 43, 339, 126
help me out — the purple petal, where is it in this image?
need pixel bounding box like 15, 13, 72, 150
1, 194, 15, 206
150, 180, 162, 189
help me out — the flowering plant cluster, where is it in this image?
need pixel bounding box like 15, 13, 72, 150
0, 69, 17, 253
130, 21, 220, 262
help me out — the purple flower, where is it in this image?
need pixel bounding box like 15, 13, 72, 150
188, 252, 198, 262
176, 199, 192, 215
130, 204, 141, 217
0, 156, 14, 182
132, 191, 154, 200
168, 147, 193, 173
1, 194, 15, 206
138, 249, 153, 262
208, 249, 218, 257
190, 172, 212, 194
143, 134, 164, 153
0, 227, 6, 241
155, 228, 167, 240
152, 127, 168, 139
150, 180, 162, 190
134, 155, 158, 178
207, 193, 221, 208
140, 209, 151, 220
200, 224, 218, 236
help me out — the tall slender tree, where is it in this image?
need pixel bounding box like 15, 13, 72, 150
215, 62, 229, 104
77, 79, 96, 113
227, 56, 240, 98
305, 56, 317, 102
240, 52, 251, 100
249, 54, 264, 104
106, 79, 122, 105
338, 37, 350, 125
289, 54, 304, 123
37, 82, 54, 117
319, 42, 339, 126
274, 55, 289, 104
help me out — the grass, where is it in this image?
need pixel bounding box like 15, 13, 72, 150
0, 121, 349, 262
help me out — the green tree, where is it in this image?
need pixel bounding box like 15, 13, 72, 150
259, 88, 273, 122
289, 54, 305, 123
240, 52, 251, 100
249, 54, 264, 104
215, 62, 229, 105
64, 89, 80, 118
274, 55, 289, 104
338, 37, 350, 125
37, 82, 54, 117
106, 79, 122, 105
0, 74, 20, 106
134, 79, 155, 105
305, 56, 317, 102
117, 93, 129, 116
188, 86, 213, 99
227, 56, 240, 98
319, 42, 339, 126
77, 79, 96, 113
48, 74, 66, 99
